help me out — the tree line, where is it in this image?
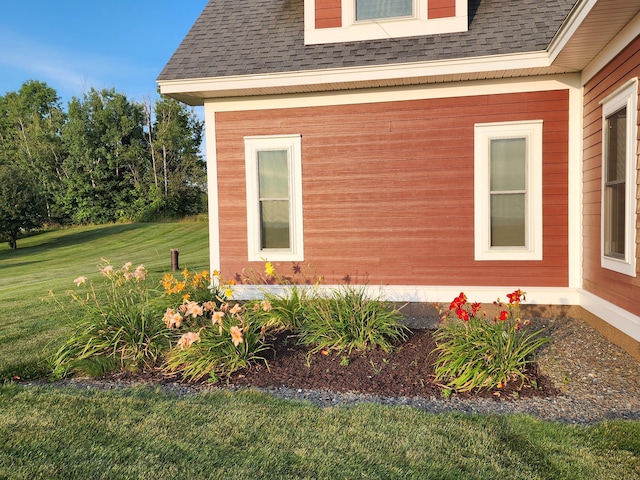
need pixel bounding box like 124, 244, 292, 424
0, 80, 206, 249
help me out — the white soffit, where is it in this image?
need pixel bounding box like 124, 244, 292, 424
550, 0, 640, 71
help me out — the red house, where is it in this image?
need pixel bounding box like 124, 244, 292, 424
158, 0, 640, 358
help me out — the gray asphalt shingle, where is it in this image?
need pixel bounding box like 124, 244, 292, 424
158, 0, 578, 81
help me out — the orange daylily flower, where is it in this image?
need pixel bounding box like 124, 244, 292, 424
230, 325, 244, 347
177, 331, 200, 349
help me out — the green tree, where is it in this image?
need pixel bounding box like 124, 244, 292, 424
62, 88, 149, 223
0, 81, 66, 222
0, 163, 46, 249
150, 95, 206, 217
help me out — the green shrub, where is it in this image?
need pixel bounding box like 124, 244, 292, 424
433, 290, 549, 393
297, 286, 409, 354
50, 261, 173, 378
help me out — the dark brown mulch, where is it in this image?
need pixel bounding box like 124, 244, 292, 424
227, 329, 559, 400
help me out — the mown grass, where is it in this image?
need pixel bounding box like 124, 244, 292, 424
1, 222, 640, 479
1, 385, 639, 479
0, 221, 209, 380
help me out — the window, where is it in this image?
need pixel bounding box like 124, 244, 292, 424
244, 135, 304, 262
304, 0, 467, 45
474, 121, 543, 261
355, 0, 412, 21
600, 79, 637, 276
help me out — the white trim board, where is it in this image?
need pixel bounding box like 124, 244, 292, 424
159, 51, 562, 102
579, 289, 640, 342
229, 284, 581, 306
227, 284, 640, 342
204, 74, 582, 113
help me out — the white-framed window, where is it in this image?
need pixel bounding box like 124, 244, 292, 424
600, 78, 638, 277
304, 0, 467, 44
474, 121, 543, 261
244, 134, 304, 262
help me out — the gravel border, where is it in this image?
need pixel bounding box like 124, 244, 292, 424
21, 317, 640, 424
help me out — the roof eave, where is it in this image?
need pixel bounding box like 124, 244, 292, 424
158, 51, 572, 104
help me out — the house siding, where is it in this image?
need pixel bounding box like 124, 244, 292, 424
315, 0, 341, 28
428, 0, 455, 19
582, 34, 640, 317
215, 90, 569, 287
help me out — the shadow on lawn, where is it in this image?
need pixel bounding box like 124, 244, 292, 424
0, 224, 147, 261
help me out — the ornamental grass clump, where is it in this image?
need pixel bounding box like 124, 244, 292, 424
297, 285, 409, 355
433, 289, 549, 393
50, 261, 172, 378
242, 260, 323, 333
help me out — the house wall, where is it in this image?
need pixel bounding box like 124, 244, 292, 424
428, 0, 455, 19
214, 89, 570, 287
582, 34, 640, 317
315, 0, 341, 28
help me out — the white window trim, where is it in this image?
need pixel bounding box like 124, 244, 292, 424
304, 0, 467, 45
599, 78, 638, 277
244, 134, 304, 262
474, 120, 544, 261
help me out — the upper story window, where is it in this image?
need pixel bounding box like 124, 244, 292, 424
305, 0, 467, 44
356, 0, 412, 21
600, 79, 637, 277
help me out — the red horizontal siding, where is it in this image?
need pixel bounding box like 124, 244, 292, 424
315, 0, 341, 28
216, 90, 570, 287
582, 33, 640, 316
428, 0, 455, 19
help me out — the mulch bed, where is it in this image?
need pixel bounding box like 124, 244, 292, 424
226, 329, 559, 400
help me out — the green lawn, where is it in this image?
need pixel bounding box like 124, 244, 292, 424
0, 221, 210, 380
1, 223, 639, 479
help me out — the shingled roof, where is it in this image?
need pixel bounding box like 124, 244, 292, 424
158, 0, 578, 82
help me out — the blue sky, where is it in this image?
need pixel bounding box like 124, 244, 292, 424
0, 0, 208, 105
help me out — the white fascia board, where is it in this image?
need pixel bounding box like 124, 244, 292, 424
547, 0, 597, 64
158, 51, 553, 99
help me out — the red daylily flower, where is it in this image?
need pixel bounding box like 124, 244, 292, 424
507, 289, 526, 304
456, 308, 470, 321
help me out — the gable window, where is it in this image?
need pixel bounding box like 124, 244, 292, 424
305, 0, 467, 44
474, 121, 543, 261
355, 0, 412, 21
244, 135, 304, 262
600, 79, 638, 277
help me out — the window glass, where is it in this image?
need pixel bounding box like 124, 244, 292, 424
604, 107, 627, 259
491, 194, 525, 247
489, 138, 527, 247
355, 0, 412, 20
490, 138, 526, 191
258, 150, 290, 249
